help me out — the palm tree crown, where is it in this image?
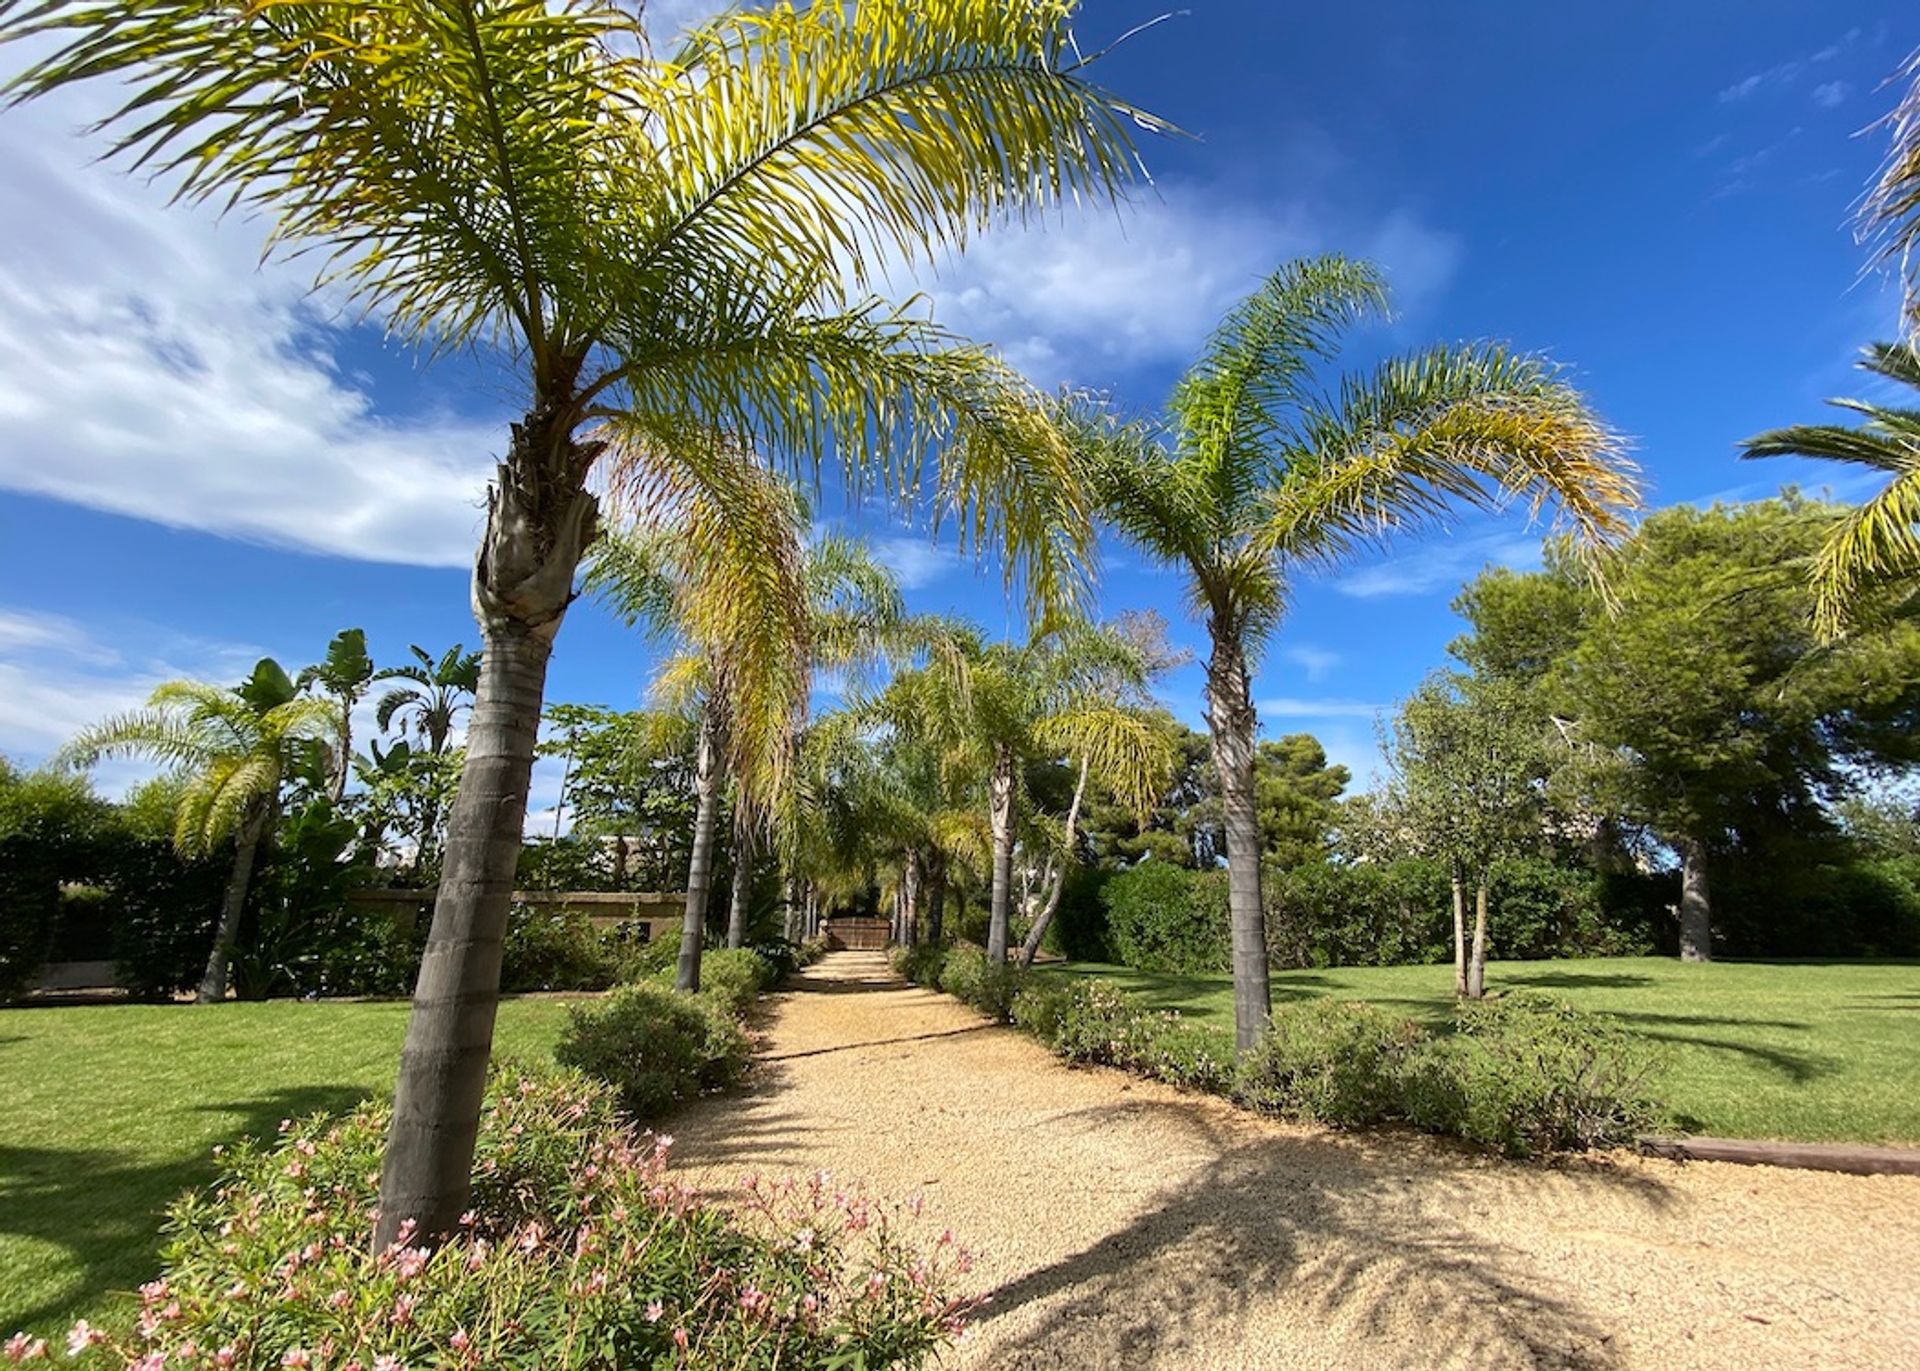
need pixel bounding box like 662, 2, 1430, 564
375, 645, 483, 755
1743, 341, 1920, 639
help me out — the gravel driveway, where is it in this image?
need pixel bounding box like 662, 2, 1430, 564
668, 952, 1920, 1369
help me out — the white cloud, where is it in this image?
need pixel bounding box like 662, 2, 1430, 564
1280, 643, 1341, 683
0, 87, 499, 568
1256, 696, 1383, 720
1811, 81, 1850, 110
868, 535, 964, 590
1331, 532, 1542, 600
904, 179, 1463, 389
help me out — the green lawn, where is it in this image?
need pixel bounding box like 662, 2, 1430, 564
1038, 957, 1920, 1146
0, 995, 588, 1339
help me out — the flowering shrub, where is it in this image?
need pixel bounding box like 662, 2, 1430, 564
1398, 993, 1668, 1155
10, 1065, 974, 1369
1234, 999, 1423, 1126
555, 982, 751, 1121
935, 945, 1026, 1021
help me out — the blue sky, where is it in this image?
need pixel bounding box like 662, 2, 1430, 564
0, 1, 1912, 815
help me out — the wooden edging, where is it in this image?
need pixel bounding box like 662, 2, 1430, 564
1639, 1136, 1920, 1177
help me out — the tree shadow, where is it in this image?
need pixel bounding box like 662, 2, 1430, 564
763, 1023, 995, 1062
1629, 1030, 1831, 1084
0, 1084, 369, 1333
1500, 970, 1659, 991
972, 1101, 1667, 1369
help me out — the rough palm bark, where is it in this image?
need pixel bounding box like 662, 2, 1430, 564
900, 850, 922, 946
926, 856, 948, 945
1019, 756, 1090, 968
724, 829, 753, 949
1679, 838, 1713, 963
1207, 635, 1271, 1054
1466, 879, 1490, 999
196, 796, 271, 1004
1450, 871, 1468, 998
986, 744, 1017, 963
679, 707, 726, 990
376, 418, 600, 1249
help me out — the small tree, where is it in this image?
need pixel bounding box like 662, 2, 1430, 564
1384, 673, 1548, 997
297, 628, 375, 801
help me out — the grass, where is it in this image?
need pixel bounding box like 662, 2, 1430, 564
1037, 957, 1920, 1146
0, 994, 588, 1340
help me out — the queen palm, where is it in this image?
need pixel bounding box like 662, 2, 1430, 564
1742, 342, 1920, 640
60, 659, 338, 1003
1864, 48, 1920, 337
1, 0, 1160, 1241
1074, 255, 1639, 1051
297, 628, 374, 801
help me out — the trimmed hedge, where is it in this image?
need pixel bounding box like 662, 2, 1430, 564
1101, 863, 1231, 973
555, 980, 753, 1120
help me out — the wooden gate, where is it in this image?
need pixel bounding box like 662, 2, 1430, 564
822, 917, 891, 951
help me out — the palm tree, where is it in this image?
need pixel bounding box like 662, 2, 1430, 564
589, 469, 906, 987
59, 659, 338, 1002
297, 628, 374, 802
1863, 47, 1920, 337
3, 0, 1159, 1244
1742, 342, 1920, 640
1074, 255, 1639, 1051
374, 645, 482, 756
884, 621, 1172, 963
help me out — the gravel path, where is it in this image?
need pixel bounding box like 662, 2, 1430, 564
669, 952, 1920, 1369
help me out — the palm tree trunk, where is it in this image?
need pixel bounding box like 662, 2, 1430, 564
901, 850, 922, 946
1207, 632, 1270, 1054
1679, 837, 1712, 962
331, 700, 352, 804
986, 743, 1017, 963
1451, 870, 1467, 997
1020, 755, 1090, 968
375, 428, 599, 1251
927, 856, 947, 945
679, 707, 725, 990
724, 827, 753, 949
197, 798, 269, 1004
1466, 877, 1490, 999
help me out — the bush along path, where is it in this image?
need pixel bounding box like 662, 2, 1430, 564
664, 950, 1920, 1371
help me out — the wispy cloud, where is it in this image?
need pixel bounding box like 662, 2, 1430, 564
1280, 643, 1341, 683
1256, 696, 1384, 720
1811, 81, 1851, 110
1331, 532, 1542, 600
1717, 28, 1864, 105
868, 535, 964, 591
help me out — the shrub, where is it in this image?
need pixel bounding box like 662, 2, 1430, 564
499, 903, 614, 992
1101, 863, 1231, 973
750, 937, 801, 981
936, 944, 1026, 1021
555, 982, 751, 1120
1263, 858, 1450, 970
890, 943, 947, 987
39, 1063, 973, 1369
1011, 978, 1234, 1094
1399, 994, 1666, 1156
1235, 1000, 1425, 1127
604, 922, 680, 983
695, 946, 779, 1017
794, 934, 830, 967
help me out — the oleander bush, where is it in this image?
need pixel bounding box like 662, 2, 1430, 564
1013, 978, 1233, 1093
890, 943, 947, 988
554, 982, 752, 1121
1398, 993, 1667, 1155
27, 1063, 974, 1369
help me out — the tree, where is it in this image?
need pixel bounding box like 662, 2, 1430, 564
59, 659, 338, 1001
298, 628, 374, 802
1453, 499, 1920, 961
374, 645, 482, 757
2, 0, 1167, 1242
537, 704, 695, 889
1382, 673, 1548, 997
1074, 255, 1638, 1050
1743, 342, 1920, 639
1253, 734, 1350, 869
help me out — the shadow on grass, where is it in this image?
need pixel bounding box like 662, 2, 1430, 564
1499, 969, 1659, 991
0, 1084, 370, 1333
973, 1100, 1666, 1368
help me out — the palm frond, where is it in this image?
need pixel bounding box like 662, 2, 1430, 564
1862, 47, 1920, 339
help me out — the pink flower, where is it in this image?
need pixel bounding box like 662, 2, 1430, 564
129, 1356, 166, 1371
644, 1303, 663, 1324
65, 1322, 105, 1356
280, 1351, 312, 1369
137, 1281, 170, 1307
5, 1333, 48, 1362
390, 1294, 417, 1326
394, 1247, 428, 1281
447, 1331, 470, 1354
371, 1356, 404, 1371
212, 1349, 237, 1369
327, 1291, 350, 1311
670, 1329, 689, 1351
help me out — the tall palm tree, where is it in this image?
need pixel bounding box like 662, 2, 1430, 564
374, 645, 483, 756
3, 0, 1159, 1244
1863, 47, 1920, 338
1742, 341, 1920, 640
59, 659, 338, 1002
297, 628, 374, 802
1074, 255, 1639, 1051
